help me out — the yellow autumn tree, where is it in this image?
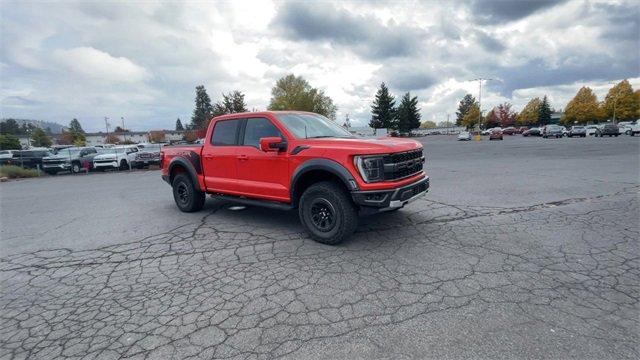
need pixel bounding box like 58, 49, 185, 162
562, 87, 603, 125
516, 98, 541, 125
603, 79, 638, 122
462, 104, 482, 129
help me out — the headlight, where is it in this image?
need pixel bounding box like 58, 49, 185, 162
354, 155, 384, 183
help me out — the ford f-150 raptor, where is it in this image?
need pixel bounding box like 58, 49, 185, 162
161, 111, 429, 244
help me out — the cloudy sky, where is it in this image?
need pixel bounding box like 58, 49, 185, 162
1, 0, 638, 131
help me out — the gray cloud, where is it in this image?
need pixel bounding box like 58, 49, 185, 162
272, 2, 425, 60
470, 0, 566, 24
474, 30, 505, 53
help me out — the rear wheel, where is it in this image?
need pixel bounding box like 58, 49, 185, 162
172, 173, 205, 212
299, 181, 358, 245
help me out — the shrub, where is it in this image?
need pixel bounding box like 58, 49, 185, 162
0, 165, 39, 179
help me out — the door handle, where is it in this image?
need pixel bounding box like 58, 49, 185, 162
237, 155, 248, 161
204, 155, 214, 159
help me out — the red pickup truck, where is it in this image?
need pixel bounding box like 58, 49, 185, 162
161, 111, 429, 244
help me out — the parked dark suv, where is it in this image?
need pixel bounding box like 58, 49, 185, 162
542, 125, 564, 138
42, 147, 99, 174
595, 123, 619, 137
4, 150, 52, 169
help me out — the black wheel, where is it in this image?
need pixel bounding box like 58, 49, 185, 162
45, 170, 57, 175
626, 130, 631, 135
172, 173, 205, 212
119, 160, 129, 171
299, 181, 358, 245
615, 134, 619, 137
71, 162, 81, 174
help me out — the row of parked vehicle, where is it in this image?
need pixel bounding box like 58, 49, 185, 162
0, 143, 163, 174
461, 121, 640, 140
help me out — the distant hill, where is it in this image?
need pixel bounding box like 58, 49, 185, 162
0, 118, 67, 134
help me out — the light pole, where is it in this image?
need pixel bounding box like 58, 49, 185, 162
121, 117, 127, 142
104, 117, 110, 144
470, 78, 495, 140
609, 82, 618, 124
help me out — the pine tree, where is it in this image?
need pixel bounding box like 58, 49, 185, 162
456, 94, 477, 126
370, 82, 396, 130
213, 90, 249, 116
31, 128, 52, 147
191, 85, 213, 130
175, 118, 184, 131
538, 96, 552, 126
396, 92, 421, 133
68, 118, 86, 145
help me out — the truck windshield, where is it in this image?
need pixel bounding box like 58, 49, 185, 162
277, 113, 354, 139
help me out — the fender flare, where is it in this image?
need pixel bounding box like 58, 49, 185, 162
168, 157, 202, 191
290, 159, 358, 205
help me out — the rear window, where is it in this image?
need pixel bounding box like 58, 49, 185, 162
212, 119, 241, 146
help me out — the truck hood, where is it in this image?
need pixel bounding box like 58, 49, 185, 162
93, 154, 117, 161
43, 155, 70, 161
301, 137, 421, 153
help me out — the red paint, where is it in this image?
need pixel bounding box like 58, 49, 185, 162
162, 111, 427, 203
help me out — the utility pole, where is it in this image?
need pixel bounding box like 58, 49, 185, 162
121, 117, 126, 142
608, 82, 618, 124
470, 78, 494, 140
104, 117, 110, 145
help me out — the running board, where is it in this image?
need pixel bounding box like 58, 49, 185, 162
212, 194, 294, 211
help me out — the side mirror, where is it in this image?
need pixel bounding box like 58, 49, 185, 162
259, 137, 286, 152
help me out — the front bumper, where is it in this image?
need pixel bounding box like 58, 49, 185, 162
94, 161, 118, 169
351, 176, 429, 213
42, 163, 70, 170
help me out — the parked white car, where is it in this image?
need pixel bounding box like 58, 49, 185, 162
458, 131, 472, 141
93, 146, 139, 171
620, 121, 639, 136
585, 125, 599, 136
0, 150, 17, 160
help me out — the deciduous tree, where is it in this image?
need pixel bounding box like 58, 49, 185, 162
268, 74, 337, 120
603, 79, 638, 122
420, 120, 437, 129
148, 131, 166, 143
497, 102, 517, 127
517, 98, 542, 125
562, 86, 602, 125
484, 108, 500, 129
370, 82, 396, 130
462, 104, 482, 129
456, 94, 477, 126
395, 92, 421, 133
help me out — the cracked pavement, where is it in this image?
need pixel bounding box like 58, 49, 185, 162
1, 136, 638, 359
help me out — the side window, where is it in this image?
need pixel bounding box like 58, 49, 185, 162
243, 118, 281, 148
212, 119, 240, 146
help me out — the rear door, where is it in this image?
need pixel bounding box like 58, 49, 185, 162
235, 117, 290, 201
202, 119, 243, 194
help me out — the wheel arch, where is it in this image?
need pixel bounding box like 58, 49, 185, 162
168, 157, 202, 191
290, 159, 358, 208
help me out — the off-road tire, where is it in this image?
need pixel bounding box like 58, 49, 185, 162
119, 160, 129, 171
299, 181, 358, 245
172, 173, 205, 212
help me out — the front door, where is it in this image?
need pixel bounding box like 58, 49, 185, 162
202, 118, 243, 194
236, 117, 290, 202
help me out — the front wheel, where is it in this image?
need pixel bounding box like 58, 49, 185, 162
119, 160, 129, 171
172, 173, 205, 212
71, 162, 81, 174
299, 181, 358, 245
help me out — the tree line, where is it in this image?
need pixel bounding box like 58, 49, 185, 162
454, 79, 639, 129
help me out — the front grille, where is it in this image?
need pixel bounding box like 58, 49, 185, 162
382, 149, 424, 181
43, 160, 66, 165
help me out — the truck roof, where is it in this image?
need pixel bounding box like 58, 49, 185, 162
211, 110, 316, 122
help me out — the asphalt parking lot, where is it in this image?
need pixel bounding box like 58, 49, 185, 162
1, 135, 638, 359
